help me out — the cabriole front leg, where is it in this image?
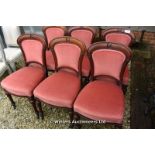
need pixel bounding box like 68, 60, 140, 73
29, 97, 39, 119
5, 92, 16, 109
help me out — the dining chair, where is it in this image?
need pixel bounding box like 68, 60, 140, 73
68, 26, 96, 79
101, 28, 135, 46
1, 34, 47, 118
33, 36, 86, 127
42, 26, 66, 71
101, 28, 135, 91
73, 42, 132, 128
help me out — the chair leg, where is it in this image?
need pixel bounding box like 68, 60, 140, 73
36, 100, 44, 120
5, 92, 16, 109
29, 97, 39, 119
123, 85, 128, 94
115, 124, 123, 129
74, 113, 82, 129
82, 77, 89, 87
69, 109, 74, 128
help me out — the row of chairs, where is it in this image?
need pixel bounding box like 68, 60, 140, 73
0, 26, 134, 87
1, 26, 133, 128
42, 26, 134, 88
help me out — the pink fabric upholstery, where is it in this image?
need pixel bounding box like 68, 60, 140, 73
106, 33, 132, 47
92, 49, 126, 81
54, 43, 81, 72
71, 30, 93, 49
46, 50, 55, 70
123, 66, 129, 85
1, 66, 45, 97
82, 55, 90, 77
34, 71, 80, 108
45, 28, 65, 46
74, 80, 124, 124
21, 39, 44, 65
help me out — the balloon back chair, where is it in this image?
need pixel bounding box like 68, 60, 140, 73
33, 36, 86, 127
42, 26, 66, 71
73, 42, 132, 128
101, 28, 135, 92
101, 28, 135, 47
1, 34, 47, 118
68, 26, 96, 79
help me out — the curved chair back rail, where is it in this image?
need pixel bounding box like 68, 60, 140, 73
42, 26, 66, 49
67, 26, 96, 49
17, 34, 47, 71
101, 28, 135, 46
49, 36, 86, 76
88, 41, 132, 84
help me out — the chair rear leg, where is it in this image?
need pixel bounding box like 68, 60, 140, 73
115, 124, 123, 129
123, 84, 128, 94
74, 113, 82, 129
29, 97, 39, 119
82, 77, 89, 87
69, 108, 74, 128
36, 100, 44, 120
5, 92, 16, 109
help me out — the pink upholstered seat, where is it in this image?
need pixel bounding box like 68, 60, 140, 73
43, 26, 66, 71
74, 80, 124, 124
34, 71, 80, 108
46, 50, 55, 70
1, 66, 45, 97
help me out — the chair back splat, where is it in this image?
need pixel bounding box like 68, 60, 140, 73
68, 26, 96, 49
49, 36, 86, 77
17, 34, 47, 73
101, 28, 135, 47
42, 26, 66, 49
88, 42, 132, 85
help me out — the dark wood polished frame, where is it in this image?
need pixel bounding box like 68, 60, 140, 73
35, 36, 86, 128
101, 28, 135, 47
2, 34, 47, 119
73, 41, 132, 128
